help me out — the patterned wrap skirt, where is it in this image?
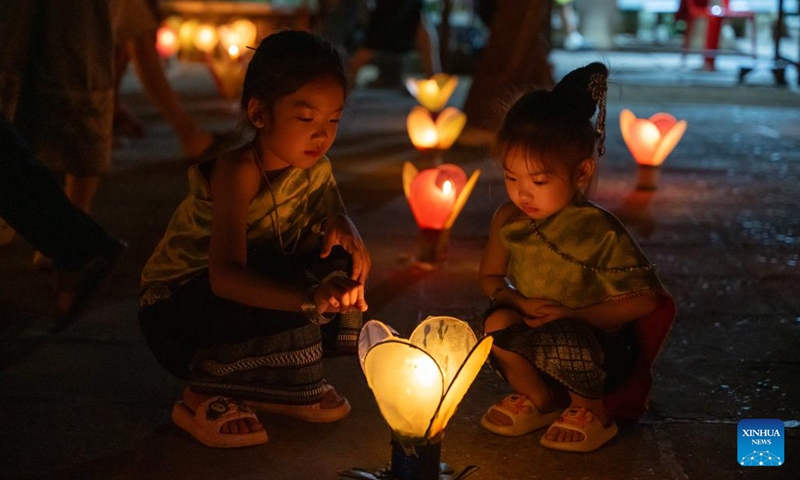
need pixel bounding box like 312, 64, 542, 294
139, 246, 356, 406
483, 308, 637, 400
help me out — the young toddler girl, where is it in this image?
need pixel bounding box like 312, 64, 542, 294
478, 62, 675, 453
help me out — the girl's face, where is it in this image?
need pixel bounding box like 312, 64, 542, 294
503, 148, 591, 221
254, 77, 345, 171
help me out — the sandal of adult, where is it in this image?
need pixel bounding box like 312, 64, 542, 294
243, 383, 351, 423
480, 393, 561, 437
539, 406, 618, 453
171, 394, 268, 448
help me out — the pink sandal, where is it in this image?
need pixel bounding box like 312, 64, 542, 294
480, 393, 560, 437
539, 406, 618, 453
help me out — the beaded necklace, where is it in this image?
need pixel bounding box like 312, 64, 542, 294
252, 145, 308, 255
528, 219, 654, 273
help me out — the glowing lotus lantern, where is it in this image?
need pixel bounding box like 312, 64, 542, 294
620, 109, 687, 190
155, 25, 179, 58
405, 74, 458, 113
192, 23, 219, 54
358, 317, 493, 480
407, 106, 466, 153
217, 19, 257, 61
403, 162, 480, 264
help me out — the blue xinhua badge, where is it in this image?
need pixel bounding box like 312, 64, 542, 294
738, 419, 784, 467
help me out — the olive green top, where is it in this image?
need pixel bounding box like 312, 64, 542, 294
141, 155, 345, 288
501, 200, 665, 310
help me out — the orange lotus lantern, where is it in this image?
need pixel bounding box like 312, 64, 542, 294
406, 106, 466, 155
405, 74, 458, 113
403, 162, 480, 264
620, 109, 687, 190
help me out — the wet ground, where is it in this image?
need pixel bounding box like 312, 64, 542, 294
1, 49, 799, 479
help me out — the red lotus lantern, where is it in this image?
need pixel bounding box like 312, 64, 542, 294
403, 162, 480, 265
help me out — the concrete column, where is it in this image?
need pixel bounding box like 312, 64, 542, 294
579, 0, 618, 49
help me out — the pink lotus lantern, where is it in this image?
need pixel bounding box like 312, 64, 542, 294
620, 109, 687, 190
403, 162, 480, 264
155, 25, 179, 58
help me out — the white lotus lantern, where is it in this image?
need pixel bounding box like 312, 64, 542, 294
358, 317, 492, 479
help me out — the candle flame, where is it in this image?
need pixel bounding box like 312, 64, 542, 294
442, 180, 453, 195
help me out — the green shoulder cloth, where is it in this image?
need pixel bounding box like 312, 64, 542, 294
501, 200, 665, 309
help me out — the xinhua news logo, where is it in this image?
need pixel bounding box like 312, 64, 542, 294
738, 419, 784, 467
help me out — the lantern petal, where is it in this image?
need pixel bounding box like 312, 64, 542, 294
650, 119, 687, 167
432, 74, 458, 110
407, 106, 439, 149
619, 109, 637, 153
409, 316, 477, 389
435, 164, 468, 192
628, 119, 661, 165
358, 319, 398, 373
444, 169, 480, 230
435, 107, 467, 150
408, 168, 458, 229
648, 112, 678, 138
405, 78, 421, 99
402, 161, 419, 200
428, 336, 493, 439
364, 340, 444, 440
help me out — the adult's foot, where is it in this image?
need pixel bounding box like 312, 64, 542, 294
52, 238, 128, 332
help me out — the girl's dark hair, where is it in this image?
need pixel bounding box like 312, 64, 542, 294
240, 30, 347, 114
497, 62, 608, 188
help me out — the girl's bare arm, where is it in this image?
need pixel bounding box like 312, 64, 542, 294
207, 150, 308, 311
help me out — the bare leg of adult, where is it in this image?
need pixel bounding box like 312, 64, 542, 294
64, 174, 100, 214
126, 32, 213, 158
113, 44, 145, 138
347, 47, 376, 84
415, 15, 441, 76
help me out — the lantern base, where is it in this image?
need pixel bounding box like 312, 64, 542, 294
390, 439, 442, 480
636, 165, 661, 191
416, 228, 450, 266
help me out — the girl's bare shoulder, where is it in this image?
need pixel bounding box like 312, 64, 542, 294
207, 145, 262, 196
494, 202, 524, 225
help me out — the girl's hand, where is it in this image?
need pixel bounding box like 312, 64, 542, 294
523, 304, 573, 328
313, 274, 369, 314
320, 214, 372, 286
516, 297, 561, 319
